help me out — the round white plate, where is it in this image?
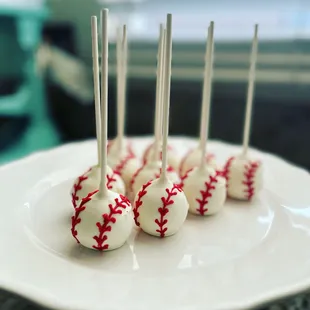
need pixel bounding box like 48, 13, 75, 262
0, 137, 310, 310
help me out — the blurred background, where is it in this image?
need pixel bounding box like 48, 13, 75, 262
0, 0, 310, 169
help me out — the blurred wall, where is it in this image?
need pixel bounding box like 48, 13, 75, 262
45, 0, 308, 64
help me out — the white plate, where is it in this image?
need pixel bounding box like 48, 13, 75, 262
0, 137, 310, 310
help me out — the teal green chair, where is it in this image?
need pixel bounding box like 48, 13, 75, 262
0, 5, 59, 164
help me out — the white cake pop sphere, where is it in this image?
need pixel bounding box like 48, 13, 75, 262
133, 178, 188, 237
179, 147, 217, 177
108, 148, 141, 192
71, 189, 133, 250
181, 166, 226, 215
107, 138, 135, 158
130, 160, 180, 197
143, 142, 179, 171
71, 165, 125, 209
222, 155, 263, 200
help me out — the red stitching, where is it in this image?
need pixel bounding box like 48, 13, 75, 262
114, 144, 136, 175
142, 143, 153, 164
71, 175, 88, 209
71, 167, 92, 209
143, 143, 173, 165
106, 170, 118, 190
130, 165, 144, 192
154, 165, 175, 179
179, 149, 215, 176
242, 161, 260, 200
155, 184, 182, 238
222, 156, 234, 188
71, 189, 98, 243
133, 180, 152, 226
179, 149, 191, 176
92, 194, 131, 251
178, 167, 194, 189
131, 164, 175, 195
196, 175, 218, 215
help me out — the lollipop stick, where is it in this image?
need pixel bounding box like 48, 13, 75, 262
199, 22, 214, 169
116, 27, 122, 149
152, 24, 164, 162
242, 24, 259, 157
159, 28, 166, 141
116, 25, 127, 150
99, 9, 109, 197
121, 25, 128, 145
91, 16, 101, 167
160, 14, 172, 182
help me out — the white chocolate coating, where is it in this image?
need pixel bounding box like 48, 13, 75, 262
182, 166, 226, 215
107, 138, 135, 159
108, 156, 140, 192
133, 178, 188, 237
179, 147, 217, 177
71, 165, 125, 209
143, 142, 180, 171
131, 161, 180, 197
223, 155, 263, 200
71, 190, 133, 251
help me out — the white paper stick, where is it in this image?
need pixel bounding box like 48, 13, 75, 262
116, 26, 123, 149
117, 25, 127, 149
152, 23, 164, 162
91, 16, 101, 167
160, 14, 172, 182
242, 24, 259, 157
200, 21, 214, 169
159, 28, 166, 141
99, 9, 109, 197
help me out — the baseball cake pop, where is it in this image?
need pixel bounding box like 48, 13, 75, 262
142, 26, 179, 171
71, 12, 133, 251
107, 25, 140, 190
71, 15, 125, 209
222, 24, 263, 201
181, 22, 226, 216
133, 14, 188, 237
130, 25, 179, 197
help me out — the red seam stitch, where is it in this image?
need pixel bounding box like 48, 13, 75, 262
222, 156, 234, 189
71, 167, 92, 209
106, 170, 118, 190
154, 184, 182, 238
114, 144, 136, 175
133, 180, 152, 226
92, 195, 131, 251
178, 167, 194, 189
71, 189, 98, 243
154, 166, 175, 179
179, 149, 192, 176
143, 143, 173, 165
179, 149, 215, 177
195, 175, 218, 215
142, 143, 153, 164
242, 161, 259, 200
130, 165, 144, 192
71, 175, 88, 209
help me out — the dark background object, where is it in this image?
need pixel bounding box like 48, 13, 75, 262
47, 76, 310, 170
0, 78, 28, 152
42, 22, 76, 55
